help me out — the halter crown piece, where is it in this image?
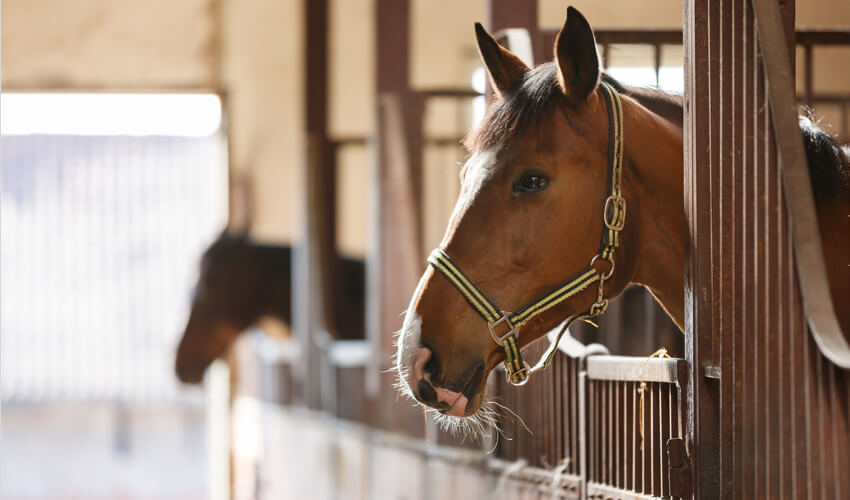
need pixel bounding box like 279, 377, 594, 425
427, 82, 625, 386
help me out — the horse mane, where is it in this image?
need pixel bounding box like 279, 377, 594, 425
464, 63, 568, 151
799, 114, 850, 203
465, 64, 848, 204
463, 64, 684, 151
599, 73, 684, 127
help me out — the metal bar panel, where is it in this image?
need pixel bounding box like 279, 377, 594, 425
579, 371, 587, 500
633, 382, 638, 492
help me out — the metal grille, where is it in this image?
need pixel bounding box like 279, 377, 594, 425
493, 341, 687, 499
586, 357, 685, 499
1, 134, 226, 402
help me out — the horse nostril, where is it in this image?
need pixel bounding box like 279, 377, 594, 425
417, 379, 438, 403
423, 351, 440, 378
413, 347, 440, 381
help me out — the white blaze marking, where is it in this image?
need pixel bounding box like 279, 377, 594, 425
446, 150, 498, 235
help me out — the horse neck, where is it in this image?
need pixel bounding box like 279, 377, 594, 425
619, 96, 686, 329
251, 244, 293, 322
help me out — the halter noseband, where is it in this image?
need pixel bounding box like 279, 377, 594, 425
427, 82, 625, 386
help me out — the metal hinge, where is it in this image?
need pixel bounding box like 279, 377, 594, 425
667, 438, 692, 498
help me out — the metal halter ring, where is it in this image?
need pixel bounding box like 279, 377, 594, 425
603, 195, 627, 231
506, 361, 531, 386
590, 254, 615, 280
488, 312, 519, 344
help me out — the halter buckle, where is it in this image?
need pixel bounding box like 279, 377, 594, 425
488, 312, 519, 344
604, 195, 627, 231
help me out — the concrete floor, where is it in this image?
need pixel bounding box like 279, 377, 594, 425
1, 402, 208, 500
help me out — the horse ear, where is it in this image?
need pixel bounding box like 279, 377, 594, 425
474, 23, 530, 97
554, 7, 600, 102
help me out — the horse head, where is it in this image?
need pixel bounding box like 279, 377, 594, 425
175, 231, 270, 384
395, 7, 678, 433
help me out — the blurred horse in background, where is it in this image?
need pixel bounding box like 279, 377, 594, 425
174, 174, 366, 384
174, 231, 366, 383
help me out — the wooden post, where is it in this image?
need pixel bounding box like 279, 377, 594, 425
486, 0, 540, 64
294, 0, 335, 410
369, 0, 425, 435
684, 0, 810, 497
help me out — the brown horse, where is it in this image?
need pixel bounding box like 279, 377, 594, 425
395, 7, 849, 432
175, 231, 365, 383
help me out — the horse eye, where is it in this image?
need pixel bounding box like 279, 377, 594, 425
515, 173, 550, 193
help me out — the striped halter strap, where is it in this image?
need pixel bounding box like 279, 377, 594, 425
427, 82, 625, 386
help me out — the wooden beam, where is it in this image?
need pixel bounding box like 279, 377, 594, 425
370, 0, 425, 436
294, 0, 335, 410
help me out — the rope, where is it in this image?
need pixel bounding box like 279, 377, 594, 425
637, 347, 671, 450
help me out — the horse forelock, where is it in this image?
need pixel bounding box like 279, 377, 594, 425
464, 65, 689, 155
464, 63, 567, 153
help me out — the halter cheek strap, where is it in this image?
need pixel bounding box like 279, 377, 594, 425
427, 82, 625, 386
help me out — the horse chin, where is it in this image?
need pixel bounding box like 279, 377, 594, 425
428, 386, 502, 441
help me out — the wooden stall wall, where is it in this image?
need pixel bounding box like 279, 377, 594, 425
685, 0, 850, 498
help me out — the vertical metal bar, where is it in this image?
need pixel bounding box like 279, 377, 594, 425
580, 378, 596, 480
642, 382, 646, 494
579, 371, 587, 500
743, 1, 759, 495
650, 383, 655, 495
624, 380, 629, 491
633, 382, 637, 492
615, 379, 620, 488
828, 363, 842, 500
572, 359, 578, 474
605, 380, 610, 485
659, 384, 664, 497
815, 346, 827, 500
553, 358, 559, 470
668, 383, 674, 496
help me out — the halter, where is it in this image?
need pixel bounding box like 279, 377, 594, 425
427, 82, 625, 386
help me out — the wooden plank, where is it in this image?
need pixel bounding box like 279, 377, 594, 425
293, 0, 334, 411
683, 0, 721, 497
369, 0, 427, 437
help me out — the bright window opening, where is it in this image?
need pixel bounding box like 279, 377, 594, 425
1, 93, 222, 137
